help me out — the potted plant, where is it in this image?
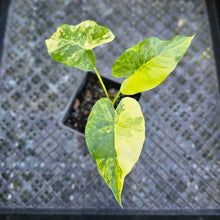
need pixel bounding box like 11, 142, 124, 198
45, 20, 194, 207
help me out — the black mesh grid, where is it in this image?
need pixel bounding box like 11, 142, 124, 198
0, 0, 219, 213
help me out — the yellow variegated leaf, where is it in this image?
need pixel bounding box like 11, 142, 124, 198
85, 97, 145, 207
45, 20, 115, 71
112, 35, 195, 94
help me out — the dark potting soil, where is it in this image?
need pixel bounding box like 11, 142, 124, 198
64, 72, 141, 134
114, 92, 141, 109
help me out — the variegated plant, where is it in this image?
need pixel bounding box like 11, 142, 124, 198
45, 20, 194, 207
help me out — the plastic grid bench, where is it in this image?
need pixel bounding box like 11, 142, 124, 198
0, 0, 219, 215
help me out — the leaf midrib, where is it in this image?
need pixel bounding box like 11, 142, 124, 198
131, 38, 185, 77
51, 37, 91, 51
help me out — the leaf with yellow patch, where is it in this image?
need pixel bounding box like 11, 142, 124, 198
85, 97, 145, 207
45, 20, 115, 71
112, 35, 195, 94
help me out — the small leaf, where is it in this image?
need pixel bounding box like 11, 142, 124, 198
85, 97, 145, 207
45, 20, 115, 71
112, 35, 195, 95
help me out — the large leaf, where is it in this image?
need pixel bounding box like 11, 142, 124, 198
85, 97, 145, 207
45, 20, 115, 71
112, 35, 195, 95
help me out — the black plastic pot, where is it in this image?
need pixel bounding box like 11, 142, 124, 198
60, 71, 120, 135
60, 71, 141, 136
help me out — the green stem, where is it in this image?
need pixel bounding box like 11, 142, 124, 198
112, 89, 121, 105
94, 67, 109, 98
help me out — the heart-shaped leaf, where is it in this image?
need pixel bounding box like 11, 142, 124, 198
112, 35, 195, 95
85, 97, 145, 207
45, 20, 115, 71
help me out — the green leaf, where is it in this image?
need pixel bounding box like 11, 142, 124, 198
45, 20, 115, 71
112, 35, 195, 95
85, 97, 145, 207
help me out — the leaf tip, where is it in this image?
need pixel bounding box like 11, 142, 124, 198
45, 38, 49, 46
191, 33, 196, 40
119, 202, 123, 209
116, 195, 123, 208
